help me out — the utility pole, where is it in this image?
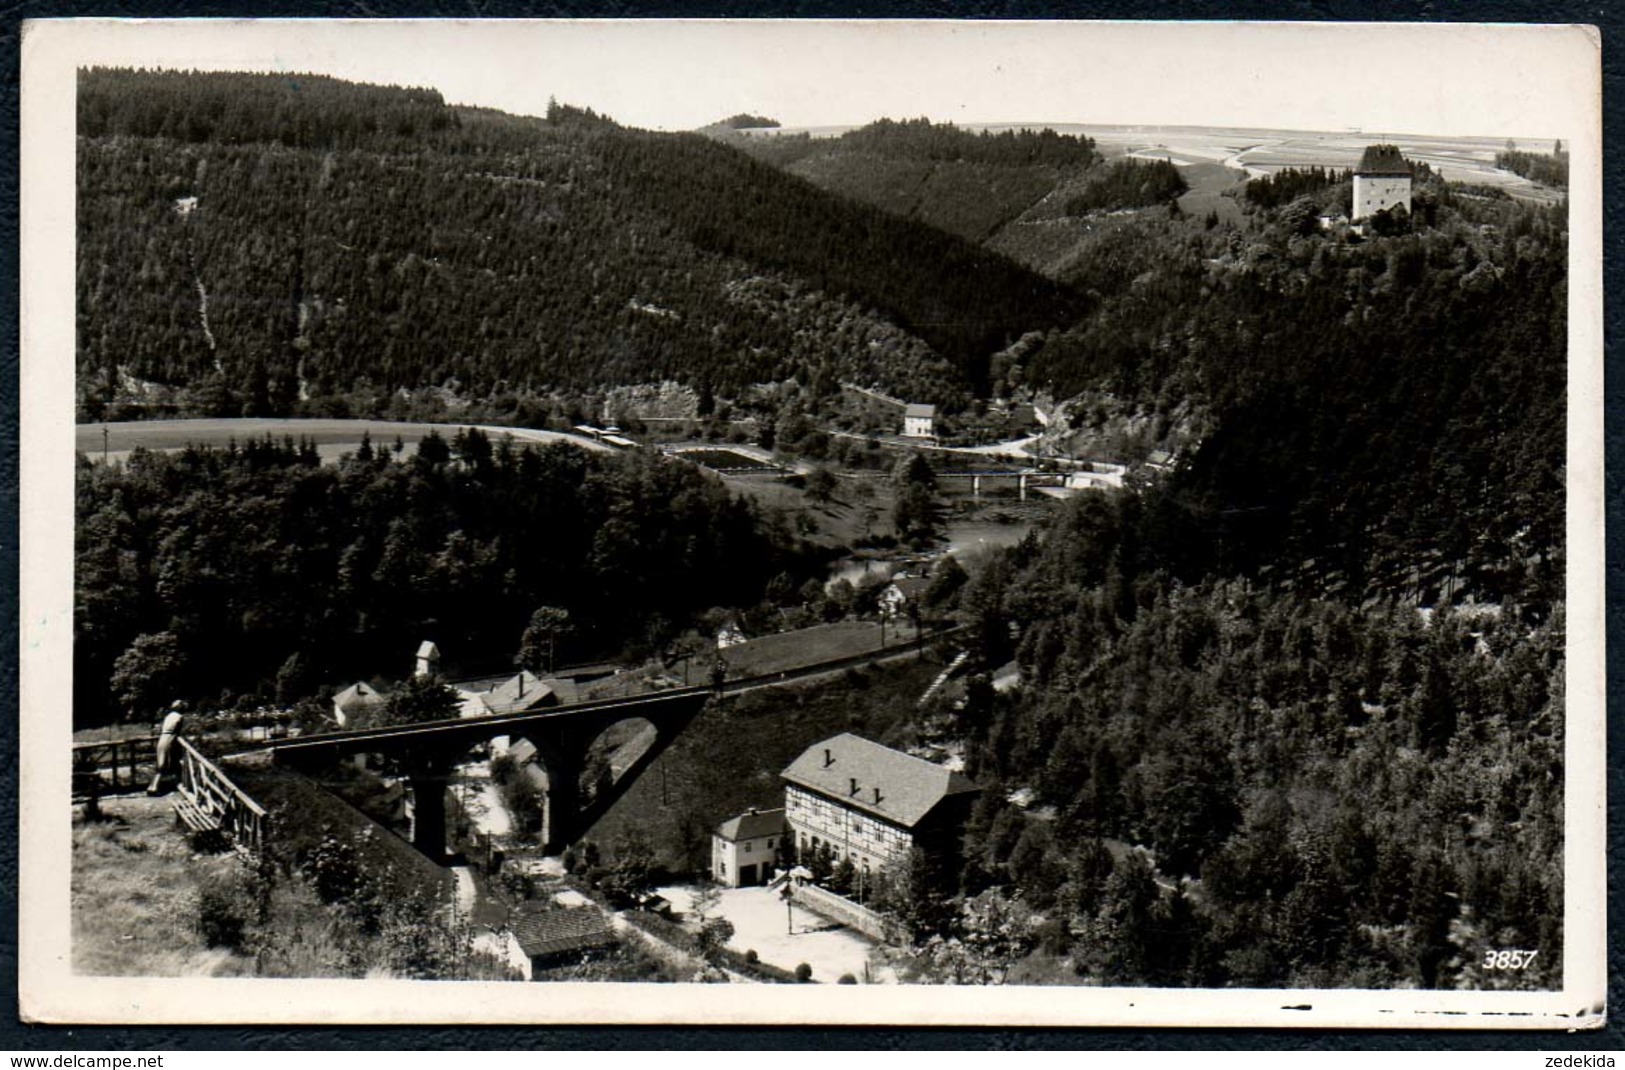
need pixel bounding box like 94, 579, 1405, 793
102, 425, 109, 465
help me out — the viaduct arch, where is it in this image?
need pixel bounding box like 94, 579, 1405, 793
271, 689, 710, 858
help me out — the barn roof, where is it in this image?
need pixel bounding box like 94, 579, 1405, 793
782, 733, 978, 829
510, 906, 614, 959
904, 403, 936, 419
1355, 144, 1413, 176
477, 671, 579, 715
716, 807, 786, 842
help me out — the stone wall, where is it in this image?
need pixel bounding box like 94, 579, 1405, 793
792, 882, 890, 941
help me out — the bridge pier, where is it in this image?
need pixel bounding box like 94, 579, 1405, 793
533, 738, 582, 854
407, 758, 453, 862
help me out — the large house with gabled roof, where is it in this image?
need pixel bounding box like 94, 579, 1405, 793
781, 733, 979, 884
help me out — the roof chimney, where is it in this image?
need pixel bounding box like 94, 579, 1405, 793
873, 787, 883, 805
823, 748, 834, 767
849, 777, 860, 796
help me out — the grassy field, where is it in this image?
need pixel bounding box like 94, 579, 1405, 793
718, 621, 912, 677
721, 469, 897, 551
672, 448, 783, 472
72, 796, 254, 977
580, 620, 924, 701
77, 418, 609, 464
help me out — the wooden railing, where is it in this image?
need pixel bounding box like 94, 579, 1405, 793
176, 736, 268, 856
71, 736, 158, 798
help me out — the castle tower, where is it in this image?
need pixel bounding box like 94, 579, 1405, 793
1352, 144, 1413, 222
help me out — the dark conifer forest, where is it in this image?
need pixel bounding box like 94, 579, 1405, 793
75, 432, 809, 726
77, 68, 1079, 417
72, 69, 1570, 991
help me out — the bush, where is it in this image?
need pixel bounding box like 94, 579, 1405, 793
795, 962, 813, 983
195, 870, 253, 951
838, 973, 858, 984
714, 946, 799, 983
744, 948, 759, 964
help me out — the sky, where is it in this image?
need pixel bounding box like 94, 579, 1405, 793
41, 19, 1596, 139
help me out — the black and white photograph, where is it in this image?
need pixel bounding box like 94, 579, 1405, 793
18, 18, 1604, 1028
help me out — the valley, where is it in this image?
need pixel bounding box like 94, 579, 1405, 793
67, 68, 1570, 993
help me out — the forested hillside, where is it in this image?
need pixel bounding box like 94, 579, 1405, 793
947, 519, 1564, 988
73, 434, 812, 725
902, 164, 1570, 987
78, 70, 1080, 421
726, 118, 1098, 244
1026, 184, 1566, 607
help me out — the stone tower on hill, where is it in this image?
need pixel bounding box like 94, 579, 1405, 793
1352, 144, 1413, 222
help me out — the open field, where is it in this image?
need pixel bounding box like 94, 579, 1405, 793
763, 122, 1563, 204
77, 418, 611, 464
579, 620, 923, 700
1082, 124, 1563, 202
669, 447, 785, 473
720, 469, 896, 551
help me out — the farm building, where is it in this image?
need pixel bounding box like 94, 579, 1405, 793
901, 403, 936, 439
500, 904, 617, 979
1352, 144, 1413, 222
711, 807, 787, 887
782, 733, 979, 886
460, 669, 579, 718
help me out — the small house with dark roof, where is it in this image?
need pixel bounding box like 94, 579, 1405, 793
782, 733, 979, 883
1352, 144, 1413, 222
711, 807, 786, 887
503, 904, 616, 979
902, 403, 936, 439
331, 681, 386, 727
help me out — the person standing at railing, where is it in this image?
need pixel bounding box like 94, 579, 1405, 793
146, 700, 186, 795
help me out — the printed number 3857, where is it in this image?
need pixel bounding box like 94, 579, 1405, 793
1483, 949, 1538, 970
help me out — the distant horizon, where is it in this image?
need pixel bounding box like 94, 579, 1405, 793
714, 118, 1557, 144
71, 63, 1564, 146
52, 20, 1592, 143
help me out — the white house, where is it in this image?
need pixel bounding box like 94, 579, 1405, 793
1352, 144, 1413, 222
879, 575, 931, 619
716, 619, 748, 649
711, 807, 786, 887
902, 403, 936, 439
